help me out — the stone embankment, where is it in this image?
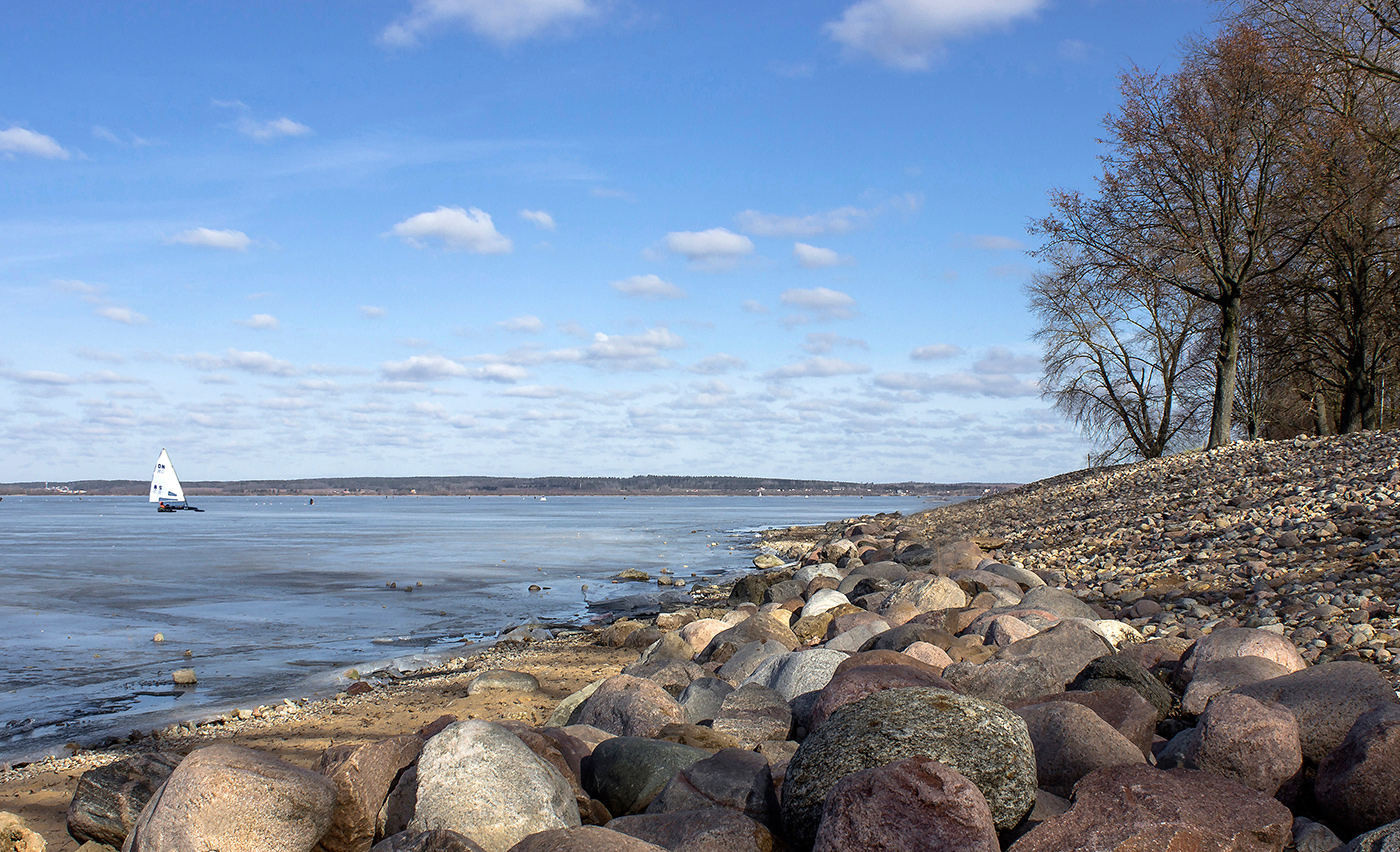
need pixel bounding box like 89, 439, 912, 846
6, 431, 1400, 851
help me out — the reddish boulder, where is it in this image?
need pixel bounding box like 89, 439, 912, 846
812, 757, 998, 852
316, 735, 424, 852
808, 664, 957, 730
1006, 764, 1293, 852
1316, 703, 1400, 838
574, 675, 684, 739
1014, 701, 1144, 798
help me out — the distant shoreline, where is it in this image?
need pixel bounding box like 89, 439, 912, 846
1, 475, 1018, 499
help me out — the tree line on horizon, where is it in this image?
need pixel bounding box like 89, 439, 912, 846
1031, 0, 1400, 463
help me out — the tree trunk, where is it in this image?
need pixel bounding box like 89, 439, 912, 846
1207, 295, 1242, 449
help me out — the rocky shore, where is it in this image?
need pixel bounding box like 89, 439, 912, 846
4, 431, 1400, 851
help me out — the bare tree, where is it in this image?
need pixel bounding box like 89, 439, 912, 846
1029, 247, 1212, 460
1035, 26, 1314, 449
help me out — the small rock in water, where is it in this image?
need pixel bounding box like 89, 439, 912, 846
172, 668, 197, 685
152, 633, 164, 643
529, 584, 543, 592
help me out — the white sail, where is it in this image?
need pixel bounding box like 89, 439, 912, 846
150, 448, 186, 504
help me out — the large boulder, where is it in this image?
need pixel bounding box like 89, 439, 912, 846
739, 650, 846, 702
67, 752, 181, 848
678, 619, 729, 654
504, 825, 667, 852
1315, 703, 1400, 839
1005, 765, 1294, 852
941, 656, 1069, 706
993, 620, 1114, 684
781, 688, 1035, 847
1069, 654, 1175, 720
1017, 587, 1099, 620
711, 684, 793, 749
716, 641, 789, 684
573, 675, 685, 739
1233, 662, 1399, 762
1014, 701, 1145, 798
316, 736, 424, 852
1175, 627, 1306, 689
1156, 693, 1302, 796
1180, 656, 1292, 716
646, 748, 779, 831
580, 737, 709, 817
1012, 688, 1157, 758
371, 830, 486, 852
702, 614, 800, 661
878, 576, 967, 616
409, 721, 580, 852
677, 677, 733, 725
808, 664, 957, 731
812, 757, 999, 852
123, 744, 337, 852
608, 808, 780, 852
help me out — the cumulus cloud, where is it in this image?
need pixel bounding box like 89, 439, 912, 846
390, 206, 512, 254
360, 305, 387, 319
237, 116, 312, 141
765, 357, 871, 381
381, 0, 599, 46
611, 274, 686, 300
95, 306, 149, 325
873, 370, 1038, 398
736, 206, 871, 238
911, 343, 963, 360
172, 228, 252, 251
690, 353, 747, 375
475, 363, 529, 383
497, 315, 545, 333
520, 209, 556, 230
971, 234, 1025, 251
664, 228, 754, 271
826, 0, 1046, 70
4, 369, 75, 385
0, 126, 70, 159
780, 287, 858, 323
501, 385, 564, 398
793, 242, 852, 269
180, 348, 297, 376
237, 313, 279, 330
973, 345, 1039, 375
577, 328, 684, 370
380, 354, 471, 381
803, 332, 869, 354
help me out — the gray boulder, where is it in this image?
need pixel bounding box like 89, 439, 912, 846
504, 825, 668, 851
739, 649, 846, 702
1015, 701, 1145, 798
677, 677, 732, 724
410, 721, 580, 852
1180, 656, 1291, 716
716, 640, 789, 684
812, 757, 999, 852
1017, 586, 1098, 620
711, 683, 793, 749
646, 747, 779, 830
581, 737, 709, 817
1156, 693, 1302, 797
608, 808, 779, 852
67, 752, 181, 848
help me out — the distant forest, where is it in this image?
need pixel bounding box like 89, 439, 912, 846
5, 475, 1017, 498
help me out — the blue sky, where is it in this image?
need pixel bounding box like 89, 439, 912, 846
1, 0, 1218, 483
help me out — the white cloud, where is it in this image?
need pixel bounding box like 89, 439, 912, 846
911, 343, 963, 360
793, 242, 852, 269
5, 370, 75, 385
664, 228, 754, 270
803, 332, 869, 354
971, 234, 1024, 251
172, 228, 252, 251
237, 313, 279, 330
736, 206, 871, 238
360, 305, 387, 319
74, 347, 124, 364
690, 353, 747, 375
475, 363, 529, 383
498, 315, 545, 333
826, 0, 1046, 70
380, 354, 471, 381
52, 278, 102, 296
381, 0, 599, 46
520, 209, 556, 230
0, 126, 69, 160
780, 287, 858, 322
974, 345, 1039, 375
94, 306, 149, 325
741, 300, 769, 314
612, 274, 686, 300
873, 370, 1039, 398
181, 348, 297, 376
390, 206, 512, 254
765, 357, 871, 380
501, 384, 564, 398
237, 116, 313, 141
